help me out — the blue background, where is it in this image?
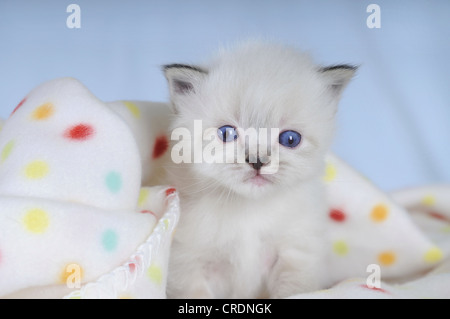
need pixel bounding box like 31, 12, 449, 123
0, 0, 448, 191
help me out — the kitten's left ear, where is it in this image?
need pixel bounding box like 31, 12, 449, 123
163, 64, 208, 113
320, 64, 358, 96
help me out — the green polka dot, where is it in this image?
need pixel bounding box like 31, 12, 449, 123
441, 225, 450, 233
147, 264, 163, 285
1, 140, 15, 163
101, 229, 118, 252
333, 240, 349, 256
105, 171, 122, 194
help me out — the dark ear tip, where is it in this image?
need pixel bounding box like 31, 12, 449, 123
320, 64, 358, 73
162, 64, 208, 74
163, 64, 208, 95
320, 64, 358, 95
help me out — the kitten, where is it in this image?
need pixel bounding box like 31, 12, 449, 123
163, 41, 356, 298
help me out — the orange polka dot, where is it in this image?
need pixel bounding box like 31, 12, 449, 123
31, 103, 54, 120
378, 251, 396, 266
370, 204, 389, 222
60, 263, 83, 286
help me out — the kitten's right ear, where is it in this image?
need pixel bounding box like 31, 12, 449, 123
319, 64, 357, 97
163, 64, 208, 112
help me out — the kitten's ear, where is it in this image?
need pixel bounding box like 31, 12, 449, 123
320, 64, 357, 96
163, 64, 208, 112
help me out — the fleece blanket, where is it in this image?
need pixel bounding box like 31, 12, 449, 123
0, 78, 449, 299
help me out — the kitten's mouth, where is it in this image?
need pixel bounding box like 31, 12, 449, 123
245, 172, 271, 187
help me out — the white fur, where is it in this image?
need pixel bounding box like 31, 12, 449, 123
163, 41, 355, 298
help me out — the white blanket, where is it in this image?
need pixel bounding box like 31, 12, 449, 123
0, 78, 448, 298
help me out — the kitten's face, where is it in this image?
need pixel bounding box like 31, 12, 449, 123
165, 42, 355, 198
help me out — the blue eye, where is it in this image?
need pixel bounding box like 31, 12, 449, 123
218, 125, 238, 142
279, 130, 301, 148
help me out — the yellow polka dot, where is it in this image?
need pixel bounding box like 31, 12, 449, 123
147, 264, 163, 284
370, 203, 389, 222
311, 288, 333, 295
171, 227, 177, 240
441, 225, 450, 233
424, 247, 443, 263
1, 140, 15, 163
323, 162, 337, 182
163, 219, 170, 230
24, 160, 49, 179
378, 251, 396, 266
123, 101, 140, 119
31, 103, 54, 120
332, 240, 349, 256
138, 188, 149, 207
23, 208, 49, 233
421, 195, 435, 207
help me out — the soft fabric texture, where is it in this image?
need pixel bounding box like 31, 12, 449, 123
293, 184, 450, 298
0, 78, 178, 298
323, 155, 444, 283
0, 77, 448, 298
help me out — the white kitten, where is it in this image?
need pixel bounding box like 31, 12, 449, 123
163, 41, 356, 298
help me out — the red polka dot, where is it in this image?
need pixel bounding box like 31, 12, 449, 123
329, 208, 346, 222
152, 135, 169, 159
140, 209, 157, 217
428, 211, 450, 222
360, 284, 389, 294
64, 123, 95, 141
165, 187, 176, 197
11, 97, 26, 115
128, 262, 136, 273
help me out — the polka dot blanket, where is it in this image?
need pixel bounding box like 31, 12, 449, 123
0, 78, 178, 298
0, 78, 449, 299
